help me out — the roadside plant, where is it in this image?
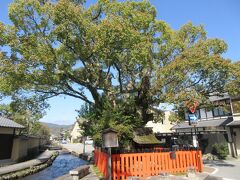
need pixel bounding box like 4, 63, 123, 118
212, 143, 229, 160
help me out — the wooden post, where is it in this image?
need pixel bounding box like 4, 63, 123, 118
82, 136, 87, 154
108, 147, 112, 180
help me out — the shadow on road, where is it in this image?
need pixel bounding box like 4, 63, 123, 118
204, 160, 235, 167
204, 175, 223, 180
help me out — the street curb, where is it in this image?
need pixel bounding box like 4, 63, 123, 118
211, 167, 218, 175
203, 165, 218, 175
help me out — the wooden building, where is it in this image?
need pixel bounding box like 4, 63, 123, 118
0, 116, 24, 160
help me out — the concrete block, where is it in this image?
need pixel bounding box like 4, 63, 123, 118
128, 176, 140, 180
69, 165, 90, 180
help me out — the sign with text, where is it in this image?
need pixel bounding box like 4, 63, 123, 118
188, 113, 198, 125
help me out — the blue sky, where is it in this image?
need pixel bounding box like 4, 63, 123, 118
1, 0, 240, 125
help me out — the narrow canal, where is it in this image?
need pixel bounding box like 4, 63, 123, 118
23, 152, 88, 180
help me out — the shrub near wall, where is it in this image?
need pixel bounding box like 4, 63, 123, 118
212, 143, 229, 160
73, 139, 80, 143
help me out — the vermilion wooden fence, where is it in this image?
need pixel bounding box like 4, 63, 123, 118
94, 148, 203, 180
94, 149, 109, 178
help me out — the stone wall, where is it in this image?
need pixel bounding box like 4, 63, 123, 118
11, 136, 46, 162
198, 133, 228, 154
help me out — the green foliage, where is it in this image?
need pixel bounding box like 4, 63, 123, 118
64, 130, 71, 140
0, 0, 239, 147
36, 123, 51, 140
212, 143, 229, 160
73, 138, 80, 143
0, 98, 50, 138
168, 112, 183, 123
225, 62, 240, 96
79, 99, 141, 147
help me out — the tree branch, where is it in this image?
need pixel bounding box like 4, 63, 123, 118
114, 63, 123, 93
35, 89, 94, 104
92, 7, 102, 21
64, 82, 92, 103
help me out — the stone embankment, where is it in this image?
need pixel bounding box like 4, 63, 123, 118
0, 150, 58, 180
58, 143, 99, 180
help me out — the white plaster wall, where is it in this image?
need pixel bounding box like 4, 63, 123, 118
11, 137, 41, 161
233, 114, 240, 121
206, 111, 213, 119
146, 111, 174, 133
234, 128, 240, 156
70, 122, 82, 142
0, 127, 14, 134
200, 109, 206, 119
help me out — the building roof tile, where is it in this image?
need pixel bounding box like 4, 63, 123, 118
0, 116, 25, 129
227, 120, 240, 127
133, 128, 161, 145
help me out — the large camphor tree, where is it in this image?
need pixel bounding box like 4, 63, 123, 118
0, 0, 238, 145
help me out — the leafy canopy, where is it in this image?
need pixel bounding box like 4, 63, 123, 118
0, 0, 238, 144
0, 98, 50, 138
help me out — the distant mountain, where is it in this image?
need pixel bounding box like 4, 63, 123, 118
41, 122, 73, 136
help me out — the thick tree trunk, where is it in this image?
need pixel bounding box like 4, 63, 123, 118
136, 76, 153, 124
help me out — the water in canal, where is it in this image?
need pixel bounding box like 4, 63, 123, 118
23, 152, 88, 180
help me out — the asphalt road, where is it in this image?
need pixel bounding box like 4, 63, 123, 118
61, 143, 94, 154
204, 159, 240, 180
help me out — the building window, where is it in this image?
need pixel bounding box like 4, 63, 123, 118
200, 108, 207, 119
213, 107, 219, 117
211, 99, 231, 117
219, 108, 224, 116
195, 109, 201, 119
212, 106, 230, 117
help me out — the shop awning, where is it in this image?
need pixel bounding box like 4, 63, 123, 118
171, 117, 232, 130
227, 120, 240, 127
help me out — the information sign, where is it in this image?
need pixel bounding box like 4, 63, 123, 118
188, 113, 198, 125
